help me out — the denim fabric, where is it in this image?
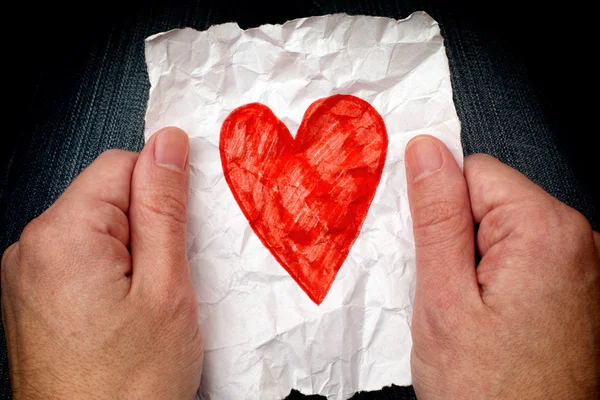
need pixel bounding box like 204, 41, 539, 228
1, 0, 596, 398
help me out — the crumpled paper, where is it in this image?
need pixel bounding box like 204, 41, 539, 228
144, 12, 462, 399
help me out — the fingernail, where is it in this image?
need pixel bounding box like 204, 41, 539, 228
405, 136, 443, 182
154, 127, 189, 171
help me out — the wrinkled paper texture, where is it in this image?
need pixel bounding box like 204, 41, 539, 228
144, 12, 462, 399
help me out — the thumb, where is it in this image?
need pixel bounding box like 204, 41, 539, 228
405, 135, 480, 311
129, 127, 190, 292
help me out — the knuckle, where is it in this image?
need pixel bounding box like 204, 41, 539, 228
514, 202, 596, 268
520, 202, 585, 244
562, 206, 592, 235
413, 198, 470, 246
477, 209, 503, 250
138, 189, 187, 226
558, 206, 597, 258
19, 217, 46, 247
515, 201, 558, 237
95, 149, 138, 173
84, 201, 128, 238
1, 243, 19, 277
464, 154, 499, 178
415, 199, 463, 228
18, 216, 62, 263
17, 217, 70, 278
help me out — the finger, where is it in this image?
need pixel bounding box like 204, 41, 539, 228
464, 154, 551, 224
59, 149, 138, 214
0, 242, 19, 268
1, 242, 19, 279
464, 154, 556, 257
128, 127, 190, 293
47, 149, 138, 247
594, 231, 600, 254
1, 243, 19, 367
1, 242, 20, 319
405, 135, 480, 310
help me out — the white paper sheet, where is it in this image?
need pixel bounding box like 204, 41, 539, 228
144, 12, 462, 399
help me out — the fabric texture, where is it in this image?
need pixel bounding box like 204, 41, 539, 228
1, 0, 596, 398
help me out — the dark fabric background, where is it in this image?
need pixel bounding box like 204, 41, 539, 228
1, 0, 596, 398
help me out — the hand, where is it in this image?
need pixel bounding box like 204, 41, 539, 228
1, 128, 202, 399
405, 135, 600, 399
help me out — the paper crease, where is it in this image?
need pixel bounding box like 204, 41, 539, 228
144, 11, 462, 400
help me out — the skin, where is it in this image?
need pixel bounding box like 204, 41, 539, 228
1, 127, 202, 399
405, 136, 600, 399
1, 129, 599, 399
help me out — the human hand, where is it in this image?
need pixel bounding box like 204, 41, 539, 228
1, 127, 202, 399
405, 135, 599, 399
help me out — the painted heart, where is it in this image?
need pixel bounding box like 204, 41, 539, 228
220, 94, 388, 304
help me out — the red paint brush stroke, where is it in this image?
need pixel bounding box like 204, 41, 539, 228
220, 94, 388, 304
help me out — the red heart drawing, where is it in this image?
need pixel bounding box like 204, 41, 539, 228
220, 94, 388, 304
